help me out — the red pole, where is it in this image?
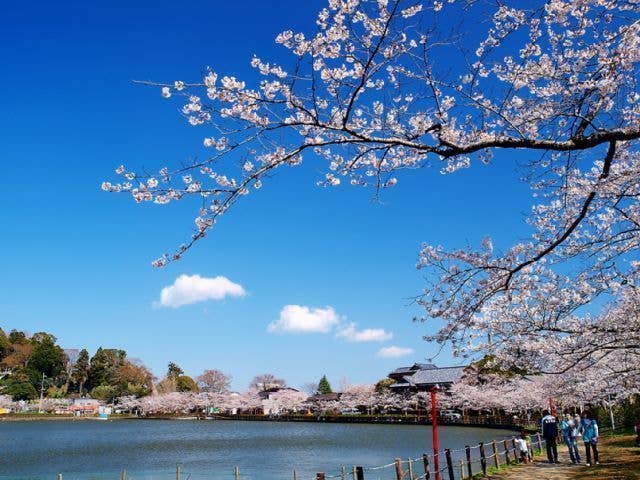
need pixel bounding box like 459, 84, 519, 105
549, 398, 555, 416
431, 386, 440, 480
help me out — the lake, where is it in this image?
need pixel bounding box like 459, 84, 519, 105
0, 419, 515, 480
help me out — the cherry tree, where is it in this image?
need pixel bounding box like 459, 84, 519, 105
548, 353, 640, 406
395, 392, 415, 414
106, 0, 640, 386
220, 391, 245, 413
310, 398, 341, 414
239, 389, 264, 413
0, 394, 16, 410
339, 383, 376, 413
447, 375, 548, 414
196, 369, 232, 393
266, 389, 308, 413
39, 398, 72, 413
249, 374, 286, 391
461, 283, 640, 387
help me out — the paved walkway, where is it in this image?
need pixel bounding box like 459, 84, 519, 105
487, 460, 577, 480
485, 435, 639, 480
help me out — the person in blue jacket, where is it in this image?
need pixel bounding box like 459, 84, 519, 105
581, 412, 599, 466
541, 410, 559, 463
560, 413, 580, 464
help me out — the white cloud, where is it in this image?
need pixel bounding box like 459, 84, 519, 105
268, 305, 340, 333
377, 345, 415, 358
158, 274, 246, 308
336, 323, 393, 343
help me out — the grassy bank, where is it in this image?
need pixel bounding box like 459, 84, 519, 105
576, 435, 640, 480
0, 413, 137, 421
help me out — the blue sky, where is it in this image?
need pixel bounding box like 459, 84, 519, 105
0, 0, 534, 390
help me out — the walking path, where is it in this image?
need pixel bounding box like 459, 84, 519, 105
486, 435, 639, 480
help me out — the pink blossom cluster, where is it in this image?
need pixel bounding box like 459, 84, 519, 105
106, 0, 640, 394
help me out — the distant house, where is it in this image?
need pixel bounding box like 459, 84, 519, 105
53, 403, 72, 415
257, 386, 299, 400
388, 362, 467, 392
308, 392, 340, 402
70, 398, 100, 416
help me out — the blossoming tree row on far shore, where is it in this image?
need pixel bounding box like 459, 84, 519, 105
3, 370, 630, 419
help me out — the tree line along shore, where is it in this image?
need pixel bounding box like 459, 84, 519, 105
2, 327, 639, 437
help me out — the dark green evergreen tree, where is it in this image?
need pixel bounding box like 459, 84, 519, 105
167, 362, 184, 379
374, 377, 395, 393
8, 329, 28, 345
87, 348, 126, 390
0, 328, 10, 361
71, 348, 90, 394
26, 332, 66, 389
317, 374, 333, 394
176, 375, 199, 392
5, 379, 38, 400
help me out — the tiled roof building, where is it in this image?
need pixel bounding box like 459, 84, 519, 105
388, 362, 466, 391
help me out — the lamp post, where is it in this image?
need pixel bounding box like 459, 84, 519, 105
607, 394, 615, 432
38, 372, 46, 414
431, 385, 441, 480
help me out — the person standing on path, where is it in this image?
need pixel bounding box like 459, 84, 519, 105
515, 430, 531, 463
570, 414, 582, 463
541, 410, 559, 463
560, 414, 580, 464
581, 412, 599, 466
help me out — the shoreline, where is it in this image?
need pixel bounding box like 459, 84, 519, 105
0, 414, 137, 422
0, 413, 523, 430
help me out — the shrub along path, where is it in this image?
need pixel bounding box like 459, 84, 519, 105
486, 435, 639, 480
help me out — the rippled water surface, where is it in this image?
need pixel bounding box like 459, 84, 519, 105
0, 420, 513, 480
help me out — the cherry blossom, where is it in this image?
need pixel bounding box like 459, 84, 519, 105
107, 0, 640, 391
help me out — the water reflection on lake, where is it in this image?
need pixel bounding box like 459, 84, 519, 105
0, 419, 514, 480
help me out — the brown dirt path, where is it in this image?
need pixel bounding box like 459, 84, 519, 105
485, 435, 640, 480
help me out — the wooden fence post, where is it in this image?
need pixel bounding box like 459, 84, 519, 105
317, 473, 325, 480
444, 449, 455, 480
465, 445, 472, 478
537, 433, 543, 453
407, 458, 414, 480
356, 466, 364, 480
422, 453, 431, 480
394, 458, 403, 480
502, 440, 510, 464
235, 465, 240, 480
479, 442, 487, 475
121, 468, 126, 480
57, 475, 62, 480
492, 440, 500, 469
352, 466, 357, 480
176, 464, 181, 480
458, 460, 464, 480
294, 469, 298, 480
341, 465, 346, 480
511, 437, 519, 463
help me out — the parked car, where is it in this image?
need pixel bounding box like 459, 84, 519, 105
340, 408, 360, 415
441, 410, 462, 421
